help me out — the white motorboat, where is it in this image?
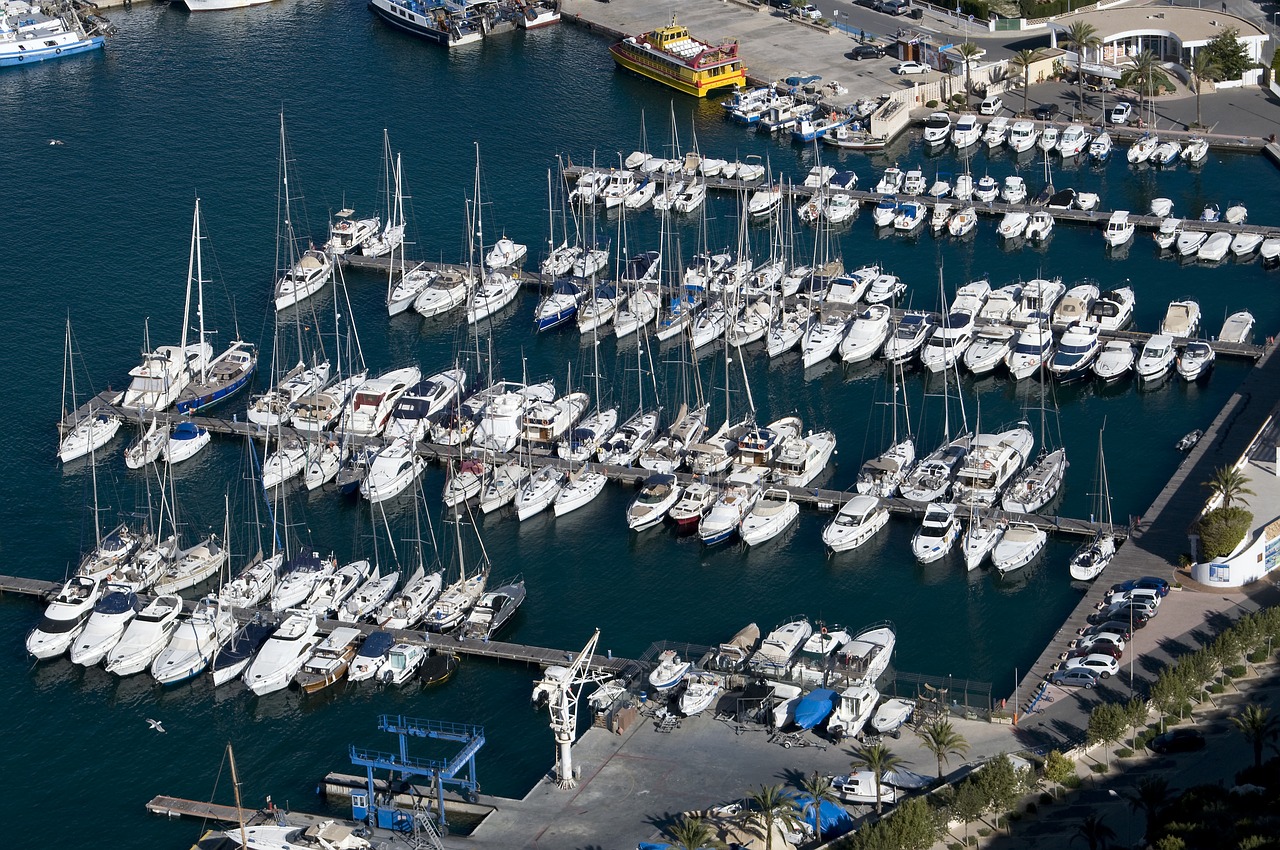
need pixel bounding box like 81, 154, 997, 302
1103, 210, 1134, 247
996, 211, 1030, 240
340, 366, 421, 438
1006, 325, 1054, 381
553, 467, 608, 516
347, 631, 395, 682
359, 439, 426, 504
305, 559, 371, 619
377, 642, 429, 686
801, 311, 851, 368
963, 324, 1015, 375
243, 611, 319, 696
1056, 124, 1089, 157
872, 698, 915, 735
25, 575, 102, 660
872, 196, 899, 227
979, 283, 1021, 324
325, 208, 380, 256
999, 176, 1027, 205
223, 822, 373, 850
1089, 287, 1135, 331
209, 619, 276, 688
1076, 192, 1101, 211
338, 567, 400, 623
920, 311, 975, 373
412, 267, 473, 319
1197, 232, 1232, 263
1150, 197, 1174, 218
1153, 217, 1182, 250
930, 202, 952, 232
948, 206, 978, 237
1007, 120, 1038, 153
991, 522, 1046, 574
953, 173, 974, 200
892, 201, 926, 233
961, 515, 1005, 570
750, 619, 813, 674
838, 305, 891, 364
1051, 283, 1098, 331
1010, 277, 1065, 327
952, 424, 1034, 508
901, 169, 927, 196
1136, 334, 1176, 382
983, 116, 1008, 148
104, 594, 183, 677
485, 236, 528, 269
772, 429, 836, 488
271, 551, 336, 612
1181, 137, 1209, 164
1219, 311, 1255, 344
1176, 229, 1209, 257
1092, 340, 1135, 382
1225, 202, 1248, 225
699, 471, 763, 546
626, 474, 681, 531
823, 495, 889, 552
649, 649, 692, 691
679, 671, 722, 717
1128, 133, 1158, 164
1160, 300, 1200, 338
1038, 126, 1058, 152
1025, 210, 1054, 242
951, 114, 980, 148
874, 167, 905, 195
840, 622, 896, 686
150, 596, 234, 686
974, 175, 999, 203
1231, 231, 1264, 257
376, 567, 444, 630
881, 312, 934, 365
1089, 131, 1113, 162
163, 421, 210, 464
68, 584, 140, 666
1177, 341, 1215, 381
828, 682, 879, 740
864, 273, 906, 306
1153, 140, 1182, 166
218, 556, 279, 611
386, 369, 466, 442
922, 112, 952, 144
1048, 322, 1101, 381
1200, 203, 1221, 223
824, 193, 859, 224
911, 502, 959, 563
1001, 446, 1068, 513
740, 488, 800, 546
668, 480, 717, 531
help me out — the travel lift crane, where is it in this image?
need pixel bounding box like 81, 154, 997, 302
532, 628, 611, 789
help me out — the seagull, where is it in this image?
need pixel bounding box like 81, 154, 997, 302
49, 139, 65, 146
146, 718, 166, 733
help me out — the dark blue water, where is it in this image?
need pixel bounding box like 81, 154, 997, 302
2, 5, 1278, 846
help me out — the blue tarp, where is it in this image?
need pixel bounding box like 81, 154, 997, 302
793, 688, 837, 730
802, 797, 855, 836
638, 843, 673, 850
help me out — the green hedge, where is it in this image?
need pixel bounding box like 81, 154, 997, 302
959, 0, 991, 18
1196, 507, 1253, 560
1018, 0, 1077, 18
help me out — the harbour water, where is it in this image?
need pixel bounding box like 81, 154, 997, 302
3, 4, 1280, 847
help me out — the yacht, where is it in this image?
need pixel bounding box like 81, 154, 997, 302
881, 312, 935, 365
822, 495, 889, 552
839, 305, 892, 364
1103, 210, 1134, 247
1005, 324, 1054, 380
69, 584, 139, 666
840, 623, 896, 685
598, 409, 661, 466
325, 209, 380, 256
523, 392, 589, 445
640, 404, 709, 473
271, 551, 336, 612
982, 116, 1009, 148
1135, 334, 1176, 382
911, 503, 959, 563
698, 471, 763, 546
385, 369, 467, 442
999, 175, 1027, 205
961, 515, 1005, 570
289, 371, 367, 434
262, 438, 308, 489
424, 564, 487, 633
1092, 340, 1135, 382
339, 366, 421, 438
105, 593, 183, 676
922, 112, 952, 145
462, 580, 527, 640
209, 618, 276, 687
1048, 322, 1101, 381
59, 411, 121, 465
962, 324, 1014, 375
1219, 311, 1255, 344
1056, 124, 1089, 157
387, 264, 439, 317
740, 488, 800, 546
920, 311, 975, 373
243, 612, 320, 696
1009, 277, 1065, 327
952, 424, 1035, 508
899, 436, 968, 503
25, 575, 102, 660
765, 301, 814, 357
750, 619, 813, 675
347, 631, 396, 683
951, 114, 980, 148
294, 626, 363, 694
472, 381, 555, 453
1089, 287, 1135, 331
154, 536, 228, 596
376, 567, 444, 630
515, 465, 566, 521
864, 272, 906, 305
151, 597, 234, 686
413, 267, 473, 319
123, 417, 167, 469
1177, 341, 1215, 381
991, 523, 1046, 574
1160, 300, 1201, 338
948, 206, 978, 237
1007, 120, 1038, 153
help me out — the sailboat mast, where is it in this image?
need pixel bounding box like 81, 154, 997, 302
227, 743, 249, 850
179, 199, 197, 361
61, 318, 71, 433
195, 199, 208, 384
473, 142, 483, 271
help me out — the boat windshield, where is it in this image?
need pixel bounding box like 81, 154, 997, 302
1014, 338, 1049, 355
925, 117, 950, 130
1058, 340, 1095, 355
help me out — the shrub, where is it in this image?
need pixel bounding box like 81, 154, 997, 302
1228, 664, 1248, 678
926, 99, 939, 108
1249, 649, 1269, 663
948, 844, 964, 850
1091, 763, 1109, 774
1009, 811, 1023, 822
977, 828, 993, 838
951, 93, 967, 105
1196, 506, 1253, 560
1116, 747, 1135, 758
1209, 683, 1225, 694
1063, 775, 1082, 789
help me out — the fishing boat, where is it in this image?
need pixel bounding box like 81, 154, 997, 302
378, 643, 428, 685
827, 683, 878, 740
0, 0, 107, 66
822, 495, 889, 552
1007, 120, 1038, 153
243, 611, 319, 696
609, 15, 746, 98
25, 575, 102, 660
368, 0, 483, 46
294, 626, 362, 694
1103, 210, 1134, 247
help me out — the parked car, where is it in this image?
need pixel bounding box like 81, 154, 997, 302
1109, 102, 1134, 125
1065, 653, 1120, 678
1050, 668, 1100, 689
875, 0, 911, 14
1032, 102, 1061, 120
893, 61, 929, 75
1104, 587, 1163, 609
1066, 641, 1122, 661
1101, 602, 1156, 625
792, 3, 822, 19
1083, 622, 1131, 643
978, 95, 1003, 115
1077, 632, 1126, 653
768, 0, 792, 8
1110, 576, 1170, 597
851, 44, 886, 60
1148, 728, 1206, 754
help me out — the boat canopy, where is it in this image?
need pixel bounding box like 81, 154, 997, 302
356, 630, 395, 658
793, 688, 838, 730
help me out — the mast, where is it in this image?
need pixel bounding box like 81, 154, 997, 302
179, 198, 197, 365
61, 318, 72, 435
227, 743, 249, 850
194, 199, 208, 384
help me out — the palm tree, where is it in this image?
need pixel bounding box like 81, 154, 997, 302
1071, 813, 1116, 850
850, 742, 903, 815
748, 784, 801, 850
1009, 49, 1043, 117
1204, 465, 1255, 509
1231, 704, 1280, 770
798, 772, 840, 844
917, 719, 970, 784
666, 815, 724, 850
1124, 777, 1171, 843
1061, 21, 1101, 120
956, 42, 982, 101
1119, 50, 1172, 126
1189, 51, 1219, 129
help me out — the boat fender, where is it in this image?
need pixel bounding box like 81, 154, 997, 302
56, 47, 62, 53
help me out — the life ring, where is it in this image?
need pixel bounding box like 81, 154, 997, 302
55, 47, 62, 54
983, 460, 993, 470
821, 626, 827, 634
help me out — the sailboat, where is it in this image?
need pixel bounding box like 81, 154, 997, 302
467, 144, 520, 325
855, 361, 916, 498
174, 199, 258, 414
362, 129, 406, 258
423, 513, 489, 632
597, 333, 662, 466
385, 155, 438, 316
1002, 367, 1067, 514
553, 353, 608, 518
272, 113, 333, 312
1069, 429, 1117, 581
58, 319, 121, 463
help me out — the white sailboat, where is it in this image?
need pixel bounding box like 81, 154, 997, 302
1069, 430, 1118, 581
363, 130, 406, 258
272, 114, 332, 312
58, 319, 122, 464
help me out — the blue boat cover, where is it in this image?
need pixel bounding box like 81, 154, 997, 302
637, 844, 672, 850
802, 798, 854, 836
551, 278, 581, 296
172, 421, 201, 439
356, 630, 395, 658
793, 688, 837, 730
94, 590, 138, 615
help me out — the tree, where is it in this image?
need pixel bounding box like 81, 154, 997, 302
918, 719, 970, 784
956, 42, 982, 99
973, 755, 1024, 834
798, 772, 839, 845
1009, 49, 1043, 117
1124, 697, 1150, 748
666, 815, 724, 850
1072, 813, 1117, 850
1188, 50, 1219, 129
850, 742, 903, 815
1150, 672, 1181, 730
846, 796, 940, 850
1042, 750, 1075, 798
1230, 704, 1280, 770
1087, 702, 1129, 767
949, 778, 988, 839
1125, 777, 1171, 843
1119, 50, 1173, 123
1204, 465, 1255, 509
1196, 506, 1254, 560
1200, 28, 1252, 81
1061, 21, 1101, 120
748, 784, 801, 850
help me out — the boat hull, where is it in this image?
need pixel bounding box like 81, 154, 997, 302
609, 44, 745, 99
0, 36, 103, 66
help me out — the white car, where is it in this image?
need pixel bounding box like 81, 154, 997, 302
1065, 653, 1120, 679
794, 3, 821, 19
1109, 103, 1133, 125
893, 61, 929, 76
1076, 632, 1126, 653
978, 95, 1003, 115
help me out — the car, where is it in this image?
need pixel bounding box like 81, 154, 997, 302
768, 0, 792, 8
1066, 641, 1122, 661
851, 45, 886, 60
874, 0, 910, 13
1110, 102, 1134, 125
1076, 632, 1126, 653
794, 3, 822, 19
1050, 668, 1099, 689
1104, 587, 1162, 609
1110, 576, 1170, 597
1148, 728, 1206, 754
1102, 602, 1156, 625
978, 95, 1003, 115
1032, 103, 1061, 120
893, 61, 929, 75
1065, 653, 1120, 678
1083, 622, 1131, 643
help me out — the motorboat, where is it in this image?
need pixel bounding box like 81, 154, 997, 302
871, 196, 899, 228
1154, 217, 1182, 250
648, 649, 692, 692
1200, 203, 1221, 223
376, 567, 444, 630
1219, 311, 1255, 344
1000, 175, 1027, 204
274, 249, 333, 313
163, 421, 210, 464
359, 439, 426, 505
973, 175, 998, 203
1048, 322, 1101, 381
1002, 446, 1068, 513
824, 193, 859, 225
1056, 124, 1089, 157
1197, 232, 1232, 263
982, 116, 1008, 148
998, 210, 1029, 240
1152, 139, 1181, 166
840, 622, 895, 685
305, 560, 371, 619
963, 324, 1015, 375
1136, 334, 1176, 382
679, 672, 722, 717
1005, 325, 1054, 380
485, 236, 528, 269
952, 424, 1035, 508
772, 430, 837, 488
1176, 229, 1208, 257
271, 551, 336, 612
1047, 188, 1077, 209
1009, 277, 1065, 327
1177, 341, 1215, 381
822, 495, 889, 552
872, 698, 915, 735
224, 822, 373, 850
243, 612, 319, 696
951, 114, 980, 148
1008, 120, 1038, 153
930, 202, 952, 232
337, 567, 400, 623
899, 436, 968, 503
325, 208, 380, 256
927, 174, 952, 198
1182, 137, 1209, 164
104, 594, 183, 676
800, 311, 851, 368
462, 580, 526, 640
874, 167, 905, 195
668, 481, 717, 530
699, 471, 763, 546
953, 173, 974, 200
839, 305, 892, 364
881, 312, 935, 365
1231, 231, 1264, 257
922, 112, 952, 145
864, 272, 906, 305
412, 267, 474, 319
1051, 283, 1098, 331
209, 618, 276, 687
1089, 287, 1135, 331
25, 575, 102, 660
1225, 201, 1248, 224
385, 370, 466, 443
151, 597, 234, 686
1088, 131, 1112, 162
802, 165, 836, 188
961, 515, 1005, 570
827, 682, 879, 740
218, 556, 279, 611
901, 169, 927, 196
750, 619, 813, 675
911, 502, 959, 563
892, 201, 926, 233
1024, 211, 1054, 242
1069, 534, 1117, 581
347, 631, 396, 683
1092, 340, 1135, 382
1128, 133, 1158, 164
294, 626, 363, 694
374, 642, 429, 686
1103, 210, 1134, 247
1150, 197, 1174, 218
920, 311, 975, 373
1038, 125, 1059, 152
69, 584, 140, 666
991, 522, 1046, 574
740, 488, 800, 546
948, 206, 977, 237
339, 366, 421, 438
747, 185, 782, 219
1160, 300, 1200, 338
515, 465, 566, 521
1076, 192, 1100, 211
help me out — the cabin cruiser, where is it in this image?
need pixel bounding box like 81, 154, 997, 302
412, 267, 474, 319
881, 312, 935, 365
1219, 311, 1255, 344
1038, 126, 1059, 152
951, 424, 1035, 508
838, 305, 891, 364
668, 481, 717, 530
1153, 217, 1182, 250
462, 580, 526, 641
822, 495, 889, 552
1008, 120, 1038, 153
1197, 232, 1232, 263
874, 166, 905, 195
385, 369, 466, 442
1177, 341, 1215, 381
68, 584, 140, 666
983, 116, 1009, 148
920, 311, 975, 373
1009, 277, 1065, 327
150, 597, 234, 686
1089, 287, 1135, 331
472, 380, 556, 453
293, 626, 363, 694
979, 283, 1021, 324
1092, 340, 1135, 382
996, 211, 1030, 240
1136, 334, 1176, 382
1000, 175, 1027, 205
339, 366, 421, 438
1005, 324, 1054, 380
772, 430, 837, 488
1056, 124, 1089, 157
961, 515, 1005, 570
274, 250, 333, 312
243, 612, 319, 696
1103, 210, 1134, 247
827, 683, 879, 740
899, 436, 968, 503
1051, 283, 1098, 330
750, 619, 813, 675
271, 550, 336, 612
892, 201, 926, 233
991, 523, 1046, 574
26, 575, 102, 660
740, 488, 800, 546
840, 622, 896, 686
963, 324, 1015, 375
973, 175, 998, 203
912, 503, 959, 563
699, 471, 764, 546
930, 202, 953, 232
523, 392, 589, 445
824, 193, 859, 225
225, 822, 374, 850
1048, 322, 1101, 381
1153, 140, 1182, 166
872, 196, 899, 227
922, 112, 952, 145
951, 114, 980, 148
1176, 229, 1208, 257
102, 592, 182, 677
1160, 300, 1200, 338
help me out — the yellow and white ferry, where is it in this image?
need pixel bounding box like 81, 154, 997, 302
609, 15, 746, 98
